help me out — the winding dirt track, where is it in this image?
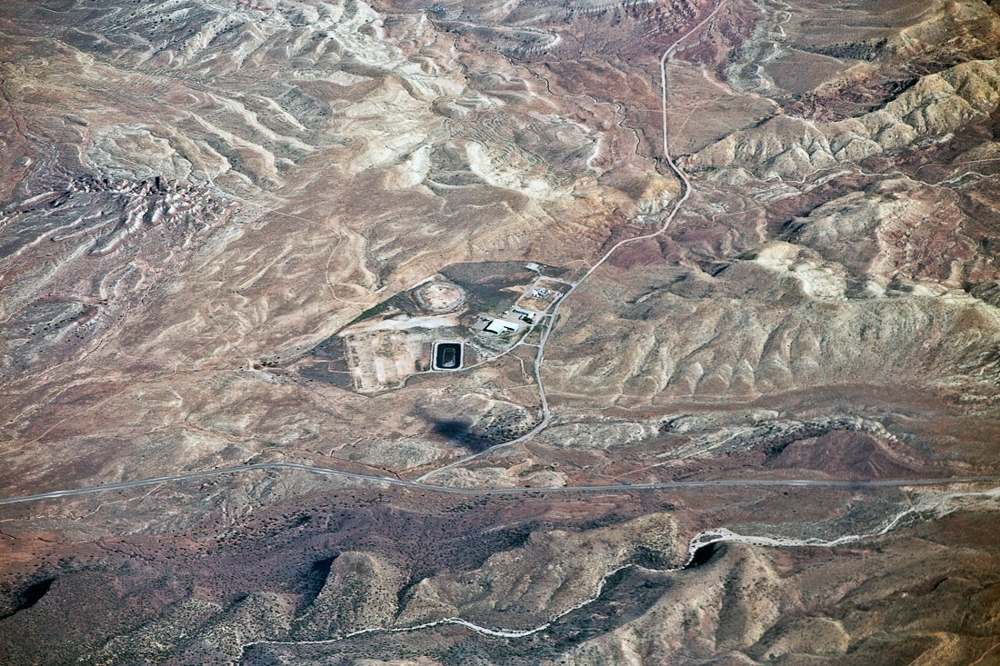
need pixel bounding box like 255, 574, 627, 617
415, 1, 729, 483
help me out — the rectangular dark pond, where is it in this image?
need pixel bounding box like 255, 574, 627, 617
434, 342, 462, 370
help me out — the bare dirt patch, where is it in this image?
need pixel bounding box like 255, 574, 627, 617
413, 281, 467, 313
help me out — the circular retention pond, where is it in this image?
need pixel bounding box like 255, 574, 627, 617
413, 281, 467, 313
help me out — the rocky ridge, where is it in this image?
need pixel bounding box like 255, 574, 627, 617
689, 56, 1000, 180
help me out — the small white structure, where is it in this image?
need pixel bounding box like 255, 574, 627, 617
525, 262, 541, 272
484, 318, 521, 335
531, 288, 551, 299
512, 307, 537, 323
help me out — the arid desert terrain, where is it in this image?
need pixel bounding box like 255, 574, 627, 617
4, 0, 1000, 663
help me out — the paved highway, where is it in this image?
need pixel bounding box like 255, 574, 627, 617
2, 461, 999, 506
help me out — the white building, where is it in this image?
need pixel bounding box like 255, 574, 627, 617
484, 319, 521, 335
512, 307, 537, 323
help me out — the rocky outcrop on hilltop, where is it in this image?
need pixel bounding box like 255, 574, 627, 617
783, 177, 993, 286
553, 544, 790, 664
0, 174, 231, 380
689, 58, 1000, 180
293, 552, 404, 640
